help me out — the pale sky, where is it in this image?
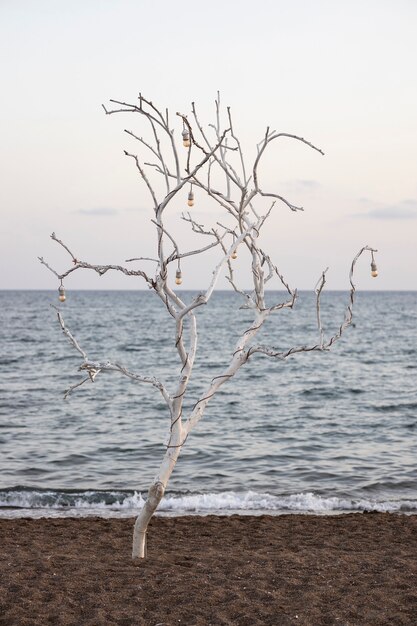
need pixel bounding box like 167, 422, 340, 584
1, 0, 416, 291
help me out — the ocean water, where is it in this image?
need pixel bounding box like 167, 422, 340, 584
0, 290, 416, 518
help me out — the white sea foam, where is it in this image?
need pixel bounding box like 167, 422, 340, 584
159, 491, 417, 514
1, 489, 417, 518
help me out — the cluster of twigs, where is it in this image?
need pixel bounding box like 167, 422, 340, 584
40, 92, 377, 451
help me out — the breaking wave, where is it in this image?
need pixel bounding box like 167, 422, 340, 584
1, 488, 416, 518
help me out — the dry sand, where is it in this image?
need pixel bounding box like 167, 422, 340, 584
1, 513, 417, 625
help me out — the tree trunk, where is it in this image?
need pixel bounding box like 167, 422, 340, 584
132, 424, 184, 559
132, 481, 165, 559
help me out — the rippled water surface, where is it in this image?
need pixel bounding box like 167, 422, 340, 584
0, 290, 416, 516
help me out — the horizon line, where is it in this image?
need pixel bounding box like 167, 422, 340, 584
1, 288, 415, 293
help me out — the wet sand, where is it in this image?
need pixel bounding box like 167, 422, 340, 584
1, 513, 417, 625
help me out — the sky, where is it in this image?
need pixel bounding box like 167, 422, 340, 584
1, 0, 416, 291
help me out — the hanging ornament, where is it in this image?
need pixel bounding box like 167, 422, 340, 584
370, 251, 378, 278
231, 250, 238, 260
182, 128, 190, 148
187, 185, 194, 207
58, 283, 66, 302
175, 268, 183, 285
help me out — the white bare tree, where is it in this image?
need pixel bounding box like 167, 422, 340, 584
39, 94, 378, 559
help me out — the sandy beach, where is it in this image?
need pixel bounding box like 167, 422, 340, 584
1, 513, 417, 625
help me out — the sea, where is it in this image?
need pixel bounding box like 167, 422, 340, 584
0, 290, 416, 518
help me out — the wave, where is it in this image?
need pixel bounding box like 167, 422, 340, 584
1, 488, 417, 518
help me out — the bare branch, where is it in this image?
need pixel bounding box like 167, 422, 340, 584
104, 98, 164, 131
40, 233, 155, 286
64, 376, 92, 400
158, 126, 233, 216
51, 232, 77, 262
80, 360, 173, 410
53, 306, 172, 409
257, 190, 304, 212
54, 306, 87, 361
124, 151, 159, 211
191, 175, 240, 216
191, 102, 242, 191
177, 217, 263, 321
250, 129, 324, 212
38, 256, 60, 279
104, 95, 181, 184
227, 106, 248, 187
151, 219, 179, 260
148, 117, 170, 193
247, 246, 376, 359
125, 256, 159, 263
315, 267, 329, 348
124, 129, 160, 159
176, 239, 223, 261
185, 309, 269, 433
178, 213, 226, 260
269, 132, 324, 155
44, 258, 154, 284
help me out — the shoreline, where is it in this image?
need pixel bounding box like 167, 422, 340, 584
2, 488, 417, 519
2, 508, 417, 520
2, 513, 417, 625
